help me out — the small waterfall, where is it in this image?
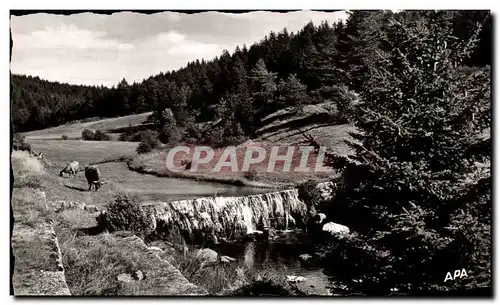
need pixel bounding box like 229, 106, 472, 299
241, 204, 254, 234
142, 189, 308, 242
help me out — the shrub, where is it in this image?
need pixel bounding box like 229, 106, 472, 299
136, 142, 153, 154
297, 179, 321, 215
61, 134, 69, 140
81, 129, 95, 141
158, 127, 181, 144
97, 193, 155, 238
136, 130, 159, 154
118, 131, 132, 141
93, 130, 111, 141
13, 132, 25, 143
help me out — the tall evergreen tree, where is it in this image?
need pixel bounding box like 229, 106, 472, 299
323, 11, 491, 295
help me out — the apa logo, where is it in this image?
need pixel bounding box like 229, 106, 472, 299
444, 269, 468, 282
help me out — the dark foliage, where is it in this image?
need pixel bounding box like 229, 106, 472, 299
317, 10, 491, 295
97, 194, 155, 239
12, 11, 490, 139
81, 129, 95, 141
136, 130, 160, 154
93, 130, 111, 141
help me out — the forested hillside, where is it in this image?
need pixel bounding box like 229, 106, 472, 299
11, 10, 491, 140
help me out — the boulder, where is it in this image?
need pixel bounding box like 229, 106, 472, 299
244, 230, 264, 242
261, 228, 276, 240
306, 213, 327, 235
287, 275, 307, 283
315, 213, 327, 224
298, 254, 313, 263
117, 273, 133, 283
84, 205, 100, 213
316, 181, 336, 201
322, 222, 350, 237
53, 201, 85, 213
133, 270, 144, 281
196, 248, 219, 265
219, 255, 236, 264
147, 246, 164, 254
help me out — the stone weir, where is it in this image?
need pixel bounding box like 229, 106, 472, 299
141, 189, 310, 243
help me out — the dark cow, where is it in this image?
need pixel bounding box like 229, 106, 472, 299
60, 161, 79, 178
84, 165, 107, 191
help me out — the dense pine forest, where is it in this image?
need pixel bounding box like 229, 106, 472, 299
11, 10, 491, 140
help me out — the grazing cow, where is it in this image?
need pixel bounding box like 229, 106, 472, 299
13, 142, 32, 153
84, 165, 107, 191
60, 161, 79, 178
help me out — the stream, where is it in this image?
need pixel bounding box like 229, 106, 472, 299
99, 162, 333, 295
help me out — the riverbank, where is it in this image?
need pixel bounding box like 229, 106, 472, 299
128, 144, 334, 189
11, 151, 314, 296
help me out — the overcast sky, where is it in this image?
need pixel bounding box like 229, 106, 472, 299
10, 10, 347, 87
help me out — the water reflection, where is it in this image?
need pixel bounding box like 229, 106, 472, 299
213, 239, 332, 295
243, 242, 255, 268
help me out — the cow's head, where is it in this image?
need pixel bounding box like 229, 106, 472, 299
94, 180, 107, 190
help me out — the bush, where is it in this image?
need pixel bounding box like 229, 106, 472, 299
61, 134, 69, 140
81, 129, 95, 140
136, 142, 153, 154
158, 127, 181, 144
298, 179, 321, 215
13, 132, 25, 143
93, 130, 111, 141
136, 130, 159, 154
97, 193, 155, 238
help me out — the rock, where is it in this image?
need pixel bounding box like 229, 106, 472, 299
261, 228, 276, 240
322, 222, 350, 237
198, 212, 213, 229
244, 230, 264, 241
53, 201, 85, 213
315, 213, 327, 224
117, 273, 133, 283
316, 181, 336, 201
84, 205, 99, 213
287, 275, 307, 283
133, 270, 144, 281
219, 255, 236, 264
196, 248, 218, 265
298, 254, 313, 263
306, 213, 327, 235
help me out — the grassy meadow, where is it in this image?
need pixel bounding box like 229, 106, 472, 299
23, 112, 152, 140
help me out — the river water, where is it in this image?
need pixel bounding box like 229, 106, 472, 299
97, 163, 334, 295
211, 235, 333, 296
97, 162, 270, 202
